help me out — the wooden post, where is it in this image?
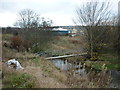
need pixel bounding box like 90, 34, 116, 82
65, 59, 67, 65
61, 62, 64, 70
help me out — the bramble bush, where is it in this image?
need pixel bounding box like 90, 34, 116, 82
10, 36, 29, 52
10, 36, 22, 51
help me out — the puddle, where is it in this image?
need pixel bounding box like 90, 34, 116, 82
51, 59, 87, 77
51, 59, 120, 88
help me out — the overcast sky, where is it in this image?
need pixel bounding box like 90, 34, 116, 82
0, 0, 119, 27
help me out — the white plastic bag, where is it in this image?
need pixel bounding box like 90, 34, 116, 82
6, 59, 24, 70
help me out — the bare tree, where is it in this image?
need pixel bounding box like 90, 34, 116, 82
15, 9, 53, 30
40, 18, 53, 27
15, 9, 40, 28
118, 1, 120, 60
14, 9, 54, 52
74, 1, 112, 58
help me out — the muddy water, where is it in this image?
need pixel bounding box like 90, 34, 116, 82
108, 70, 120, 88
51, 59, 87, 77
51, 59, 120, 88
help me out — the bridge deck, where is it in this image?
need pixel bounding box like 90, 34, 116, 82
45, 53, 87, 60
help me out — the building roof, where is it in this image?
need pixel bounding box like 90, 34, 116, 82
52, 28, 69, 31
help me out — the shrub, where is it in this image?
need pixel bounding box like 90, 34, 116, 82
22, 40, 29, 51
10, 36, 22, 51
20, 29, 54, 53
10, 36, 30, 52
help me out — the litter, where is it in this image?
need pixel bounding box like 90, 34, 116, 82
6, 59, 24, 70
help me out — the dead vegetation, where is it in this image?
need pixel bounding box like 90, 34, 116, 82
2, 33, 114, 88
2, 36, 68, 88
2, 51, 68, 88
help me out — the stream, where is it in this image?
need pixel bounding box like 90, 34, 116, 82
50, 59, 120, 88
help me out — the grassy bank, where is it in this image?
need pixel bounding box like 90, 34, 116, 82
2, 33, 118, 88
2, 68, 35, 88
2, 47, 68, 88
2, 33, 68, 88
86, 54, 120, 70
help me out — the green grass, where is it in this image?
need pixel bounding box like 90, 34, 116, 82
83, 53, 120, 70
3, 73, 35, 88
106, 64, 120, 70
87, 62, 120, 70
30, 57, 40, 66
99, 54, 120, 69
85, 54, 120, 70
99, 54, 119, 62
91, 63, 103, 70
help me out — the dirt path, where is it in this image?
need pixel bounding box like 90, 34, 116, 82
23, 66, 67, 88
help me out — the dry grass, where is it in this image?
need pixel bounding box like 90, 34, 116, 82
88, 70, 112, 88
2, 47, 17, 61
2, 55, 68, 88
2, 34, 113, 88
2, 47, 112, 88
24, 66, 67, 88
66, 73, 89, 88
0, 61, 2, 71
2, 46, 68, 88
49, 36, 87, 56
28, 57, 68, 85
